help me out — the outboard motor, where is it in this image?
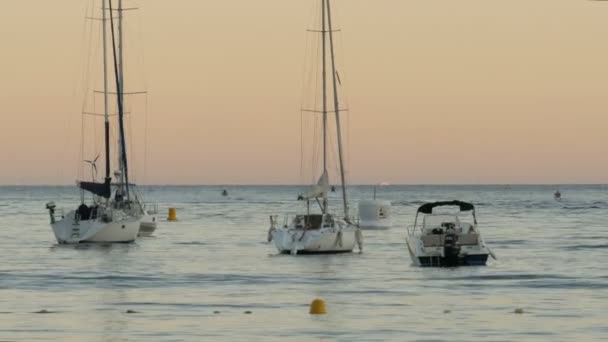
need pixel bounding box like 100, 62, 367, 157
443, 227, 461, 267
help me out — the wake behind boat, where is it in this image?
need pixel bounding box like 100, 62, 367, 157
406, 201, 495, 267
268, 0, 362, 255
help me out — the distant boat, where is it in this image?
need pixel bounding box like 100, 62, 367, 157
357, 184, 392, 230
222, 189, 228, 197
554, 190, 562, 201
268, 0, 362, 255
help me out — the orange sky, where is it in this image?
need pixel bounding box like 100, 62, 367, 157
1, 0, 608, 185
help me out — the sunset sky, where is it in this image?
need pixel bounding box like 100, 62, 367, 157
1, 0, 608, 185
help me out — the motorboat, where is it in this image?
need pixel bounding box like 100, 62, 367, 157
138, 202, 158, 237
358, 199, 392, 230
406, 201, 495, 267
358, 184, 392, 229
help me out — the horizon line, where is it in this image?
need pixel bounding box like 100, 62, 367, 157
0, 183, 606, 187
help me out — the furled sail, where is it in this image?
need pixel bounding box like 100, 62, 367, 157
79, 178, 111, 199
299, 171, 329, 200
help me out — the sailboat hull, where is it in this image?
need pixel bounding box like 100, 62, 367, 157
51, 210, 140, 244
271, 224, 361, 255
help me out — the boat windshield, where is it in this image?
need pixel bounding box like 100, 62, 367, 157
293, 214, 335, 229
422, 214, 461, 230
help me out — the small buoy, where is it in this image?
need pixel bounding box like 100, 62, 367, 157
513, 308, 525, 314
244, 311, 252, 314
167, 208, 177, 221
126, 309, 138, 314
309, 298, 327, 315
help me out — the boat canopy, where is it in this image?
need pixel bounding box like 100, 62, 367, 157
417, 200, 475, 214
79, 179, 111, 199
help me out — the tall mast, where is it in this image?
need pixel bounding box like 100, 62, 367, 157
321, 0, 328, 214
108, 0, 131, 202
102, 0, 111, 183
117, 0, 126, 187
326, 0, 349, 220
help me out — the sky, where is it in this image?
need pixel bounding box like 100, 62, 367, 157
1, 0, 608, 185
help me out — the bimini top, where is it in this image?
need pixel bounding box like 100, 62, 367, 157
417, 200, 475, 214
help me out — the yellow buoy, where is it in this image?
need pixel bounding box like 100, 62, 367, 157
167, 208, 177, 221
309, 298, 327, 315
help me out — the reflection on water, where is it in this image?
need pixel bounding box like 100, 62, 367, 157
0, 185, 607, 341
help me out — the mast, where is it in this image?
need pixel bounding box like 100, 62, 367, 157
326, 0, 349, 220
102, 0, 111, 184
321, 0, 328, 214
108, 0, 131, 202
117, 0, 126, 188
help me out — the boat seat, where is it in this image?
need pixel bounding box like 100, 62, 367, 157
458, 233, 479, 245
422, 233, 479, 247
422, 235, 444, 247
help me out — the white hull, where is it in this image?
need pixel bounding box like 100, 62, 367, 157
51, 210, 140, 244
406, 233, 490, 267
359, 220, 392, 230
358, 199, 392, 230
138, 213, 158, 237
270, 223, 362, 255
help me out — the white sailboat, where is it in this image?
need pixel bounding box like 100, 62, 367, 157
268, 0, 363, 255
46, 0, 142, 244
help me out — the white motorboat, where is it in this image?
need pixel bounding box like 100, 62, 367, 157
358, 199, 392, 230
406, 201, 495, 267
358, 185, 392, 230
268, 0, 362, 255
46, 0, 141, 244
138, 201, 158, 237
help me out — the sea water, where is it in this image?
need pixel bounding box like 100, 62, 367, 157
0, 185, 607, 341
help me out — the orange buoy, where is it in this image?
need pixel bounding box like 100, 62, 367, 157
309, 298, 327, 315
167, 208, 177, 221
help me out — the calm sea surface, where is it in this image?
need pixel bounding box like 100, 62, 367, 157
0, 185, 607, 341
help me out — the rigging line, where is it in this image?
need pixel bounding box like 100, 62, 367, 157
327, 0, 349, 219
109, 0, 131, 201
333, 7, 352, 175
312, 7, 322, 186
301, 1, 315, 186
302, 1, 316, 186
143, 93, 149, 189
78, 0, 99, 181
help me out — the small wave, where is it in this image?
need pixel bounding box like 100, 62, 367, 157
430, 274, 574, 281
174, 242, 208, 246
493, 239, 527, 245
110, 302, 283, 309
564, 244, 608, 250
